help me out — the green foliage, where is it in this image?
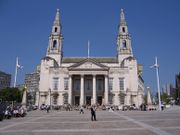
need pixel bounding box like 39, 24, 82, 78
0, 87, 23, 103
155, 92, 171, 104
144, 94, 147, 104
161, 93, 170, 104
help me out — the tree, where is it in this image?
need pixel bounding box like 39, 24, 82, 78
0, 87, 23, 103
155, 92, 171, 104
161, 93, 170, 104
143, 94, 147, 104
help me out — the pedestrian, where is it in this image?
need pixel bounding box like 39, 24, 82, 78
90, 106, 96, 121
46, 105, 50, 113
80, 106, 84, 114
109, 106, 114, 112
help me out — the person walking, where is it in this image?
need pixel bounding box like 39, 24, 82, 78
46, 105, 50, 113
80, 106, 84, 114
90, 106, 96, 121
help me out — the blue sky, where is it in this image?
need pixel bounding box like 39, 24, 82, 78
0, 0, 180, 94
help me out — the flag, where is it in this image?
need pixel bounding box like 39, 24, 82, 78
14, 57, 23, 87
150, 57, 159, 68
150, 64, 155, 68
16, 57, 23, 69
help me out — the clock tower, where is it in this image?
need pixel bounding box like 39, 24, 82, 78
46, 9, 63, 66
117, 9, 133, 63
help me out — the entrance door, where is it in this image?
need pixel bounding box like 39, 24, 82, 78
86, 96, 91, 105
75, 96, 80, 105
98, 96, 102, 105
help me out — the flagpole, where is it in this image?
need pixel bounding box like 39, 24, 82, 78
155, 57, 162, 111
151, 57, 162, 111
88, 40, 90, 58
13, 57, 18, 87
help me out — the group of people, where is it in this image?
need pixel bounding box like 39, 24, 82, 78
4, 105, 27, 119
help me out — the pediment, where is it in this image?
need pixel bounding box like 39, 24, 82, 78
68, 58, 109, 71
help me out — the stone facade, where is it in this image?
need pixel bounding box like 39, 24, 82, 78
25, 71, 40, 105
36, 9, 144, 108
175, 73, 180, 103
0, 71, 11, 90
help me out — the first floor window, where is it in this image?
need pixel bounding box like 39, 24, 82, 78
86, 79, 92, 91
53, 77, 59, 90
74, 79, 80, 91
109, 78, 113, 91
64, 78, 69, 90
97, 78, 103, 91
119, 78, 124, 91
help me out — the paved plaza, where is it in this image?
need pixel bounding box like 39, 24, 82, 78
0, 106, 180, 135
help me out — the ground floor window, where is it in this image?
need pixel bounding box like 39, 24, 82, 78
52, 95, 58, 105
119, 92, 125, 105
63, 93, 68, 104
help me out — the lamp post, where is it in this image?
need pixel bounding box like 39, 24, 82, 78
49, 88, 51, 110
150, 57, 161, 111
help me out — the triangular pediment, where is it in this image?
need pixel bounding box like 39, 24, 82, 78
68, 58, 109, 71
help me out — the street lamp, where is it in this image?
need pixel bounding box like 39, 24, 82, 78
150, 57, 162, 111
49, 88, 51, 110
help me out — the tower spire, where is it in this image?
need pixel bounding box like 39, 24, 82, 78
51, 9, 61, 34
120, 9, 126, 26
117, 9, 133, 63
47, 9, 63, 65
54, 9, 60, 26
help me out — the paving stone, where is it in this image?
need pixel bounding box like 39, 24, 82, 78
0, 106, 180, 135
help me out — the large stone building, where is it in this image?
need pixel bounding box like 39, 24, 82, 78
25, 71, 40, 105
35, 9, 144, 107
175, 73, 180, 103
0, 71, 11, 90
25, 66, 40, 93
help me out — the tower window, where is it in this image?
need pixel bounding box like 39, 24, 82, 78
53, 40, 58, 49
122, 27, 125, 32
55, 27, 57, 32
122, 40, 126, 48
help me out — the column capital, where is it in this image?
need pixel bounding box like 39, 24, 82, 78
104, 75, 108, 79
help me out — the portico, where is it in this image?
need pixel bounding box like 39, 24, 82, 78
68, 71, 109, 106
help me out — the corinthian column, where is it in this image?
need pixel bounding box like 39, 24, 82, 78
104, 75, 109, 105
80, 75, 84, 105
68, 75, 72, 105
92, 75, 96, 105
